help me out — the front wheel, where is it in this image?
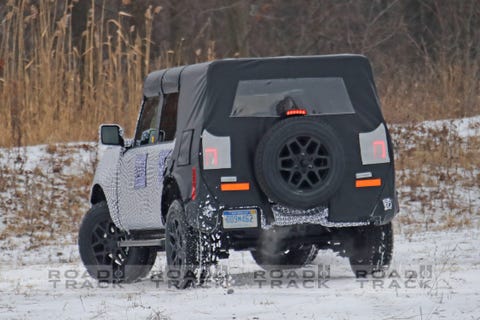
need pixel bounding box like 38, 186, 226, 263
78, 201, 157, 283
346, 222, 394, 277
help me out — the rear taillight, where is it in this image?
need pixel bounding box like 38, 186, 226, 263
359, 123, 391, 165
202, 130, 232, 170
204, 147, 219, 166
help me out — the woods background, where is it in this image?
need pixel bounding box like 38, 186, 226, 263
0, 0, 479, 147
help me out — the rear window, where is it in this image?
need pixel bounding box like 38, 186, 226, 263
230, 78, 355, 117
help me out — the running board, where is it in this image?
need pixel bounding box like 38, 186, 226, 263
118, 239, 165, 248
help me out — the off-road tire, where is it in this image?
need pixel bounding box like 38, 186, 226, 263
165, 200, 216, 289
255, 117, 345, 209
347, 222, 394, 277
78, 201, 157, 283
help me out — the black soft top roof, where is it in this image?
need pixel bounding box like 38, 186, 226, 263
144, 54, 372, 97
144, 55, 384, 135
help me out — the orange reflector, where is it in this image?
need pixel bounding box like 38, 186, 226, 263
221, 182, 250, 191
285, 109, 307, 116
356, 178, 382, 188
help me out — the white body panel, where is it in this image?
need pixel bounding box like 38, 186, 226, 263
91, 146, 123, 228
92, 142, 174, 231
117, 142, 174, 230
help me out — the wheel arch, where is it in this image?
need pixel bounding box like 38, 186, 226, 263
90, 184, 107, 205
161, 177, 181, 224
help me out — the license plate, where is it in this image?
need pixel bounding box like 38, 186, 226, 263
222, 209, 258, 229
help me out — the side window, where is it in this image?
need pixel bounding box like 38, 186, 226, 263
159, 93, 179, 141
135, 96, 161, 146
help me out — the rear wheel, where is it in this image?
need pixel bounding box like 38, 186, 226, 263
346, 222, 394, 277
78, 202, 157, 283
255, 117, 345, 209
165, 200, 216, 289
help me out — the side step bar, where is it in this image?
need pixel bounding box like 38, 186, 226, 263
118, 238, 165, 248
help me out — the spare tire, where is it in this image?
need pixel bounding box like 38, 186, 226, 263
254, 117, 345, 209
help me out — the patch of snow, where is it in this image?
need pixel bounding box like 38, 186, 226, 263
0, 229, 479, 319
419, 115, 480, 139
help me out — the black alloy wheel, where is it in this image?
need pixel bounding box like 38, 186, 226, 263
79, 201, 156, 283
90, 218, 129, 279
278, 135, 331, 191
165, 200, 201, 289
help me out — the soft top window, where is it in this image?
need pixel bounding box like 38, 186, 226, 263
230, 77, 355, 117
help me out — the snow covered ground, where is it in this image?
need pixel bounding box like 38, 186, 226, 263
1, 116, 479, 319
0, 229, 479, 319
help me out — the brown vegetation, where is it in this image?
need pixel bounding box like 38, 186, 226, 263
0, 144, 96, 248
1, 124, 478, 247
392, 122, 480, 234
0, 0, 479, 147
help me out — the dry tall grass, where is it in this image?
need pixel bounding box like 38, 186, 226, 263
380, 62, 480, 123
1, 1, 479, 147
0, 0, 161, 147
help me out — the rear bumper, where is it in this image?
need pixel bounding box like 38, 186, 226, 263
184, 185, 399, 234
183, 153, 399, 232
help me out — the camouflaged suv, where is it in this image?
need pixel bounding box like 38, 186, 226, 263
79, 55, 399, 288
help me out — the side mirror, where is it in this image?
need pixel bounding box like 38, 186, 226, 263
100, 124, 124, 146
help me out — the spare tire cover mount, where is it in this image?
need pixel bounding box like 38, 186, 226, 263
254, 117, 345, 209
